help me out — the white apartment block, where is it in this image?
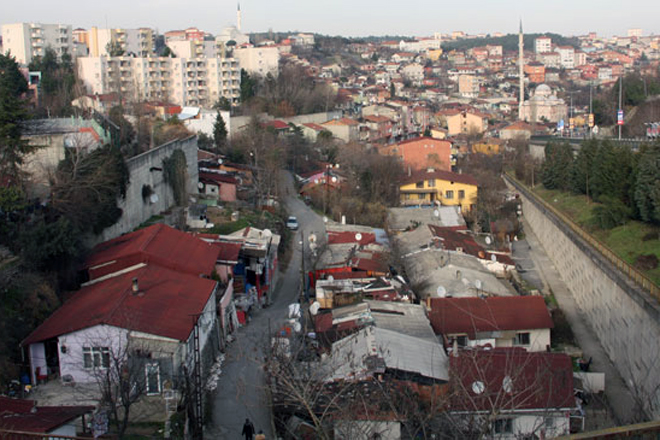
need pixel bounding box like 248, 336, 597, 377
77, 56, 240, 108
399, 37, 442, 53
628, 28, 643, 38
2, 22, 74, 65
88, 27, 155, 57
535, 36, 552, 54
166, 39, 226, 59
234, 46, 280, 77
557, 46, 575, 69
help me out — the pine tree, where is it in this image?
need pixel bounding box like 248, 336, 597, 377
541, 142, 573, 191
213, 111, 228, 150
634, 142, 660, 224
0, 53, 36, 183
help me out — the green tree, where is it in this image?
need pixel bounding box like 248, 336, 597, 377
570, 139, 598, 197
29, 47, 76, 116
590, 141, 635, 205
240, 68, 256, 102
0, 53, 35, 183
213, 111, 228, 150
390, 82, 395, 98
106, 40, 125, 57
634, 142, 660, 224
541, 142, 573, 191
109, 106, 136, 149
214, 97, 232, 111
19, 216, 82, 271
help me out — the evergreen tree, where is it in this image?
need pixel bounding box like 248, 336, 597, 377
240, 69, 256, 102
590, 141, 635, 205
213, 111, 228, 150
541, 142, 573, 191
570, 139, 598, 196
0, 53, 35, 183
634, 142, 660, 224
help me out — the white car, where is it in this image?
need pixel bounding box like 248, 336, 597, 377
286, 216, 299, 230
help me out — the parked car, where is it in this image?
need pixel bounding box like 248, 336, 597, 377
286, 216, 299, 230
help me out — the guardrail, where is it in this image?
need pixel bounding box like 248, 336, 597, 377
504, 172, 660, 301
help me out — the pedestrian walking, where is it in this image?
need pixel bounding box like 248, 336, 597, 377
255, 430, 266, 440
242, 418, 255, 440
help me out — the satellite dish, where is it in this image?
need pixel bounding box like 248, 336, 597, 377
475, 279, 482, 290
197, 182, 204, 189
355, 233, 363, 242
491, 254, 497, 262
293, 322, 302, 333
503, 376, 513, 393
327, 275, 334, 282
436, 286, 447, 297
471, 381, 485, 395
309, 302, 321, 316
323, 216, 328, 223
150, 194, 159, 204
309, 233, 317, 243
263, 229, 272, 238
331, 176, 338, 183
433, 209, 440, 217
218, 158, 223, 164
485, 236, 492, 245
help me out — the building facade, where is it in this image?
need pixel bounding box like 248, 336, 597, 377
2, 22, 74, 65
234, 46, 280, 77
88, 27, 155, 57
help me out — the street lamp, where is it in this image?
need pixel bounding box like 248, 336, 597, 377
323, 163, 339, 215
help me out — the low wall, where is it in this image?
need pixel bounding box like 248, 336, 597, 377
100, 136, 199, 241
506, 176, 660, 418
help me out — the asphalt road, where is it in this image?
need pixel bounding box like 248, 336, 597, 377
208, 171, 325, 439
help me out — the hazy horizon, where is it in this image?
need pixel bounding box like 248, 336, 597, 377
2, 0, 658, 38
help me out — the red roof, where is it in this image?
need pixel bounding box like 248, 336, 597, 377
262, 120, 290, 130
215, 241, 242, 263
402, 169, 478, 187
23, 265, 217, 345
0, 397, 93, 433
449, 349, 575, 411
303, 122, 327, 131
428, 296, 553, 338
427, 225, 515, 266
364, 115, 391, 123
327, 230, 376, 246
86, 224, 218, 280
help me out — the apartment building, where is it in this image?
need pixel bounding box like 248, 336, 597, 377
234, 45, 280, 77
77, 56, 240, 107
2, 22, 73, 65
166, 39, 224, 59
557, 46, 575, 69
88, 27, 155, 57
458, 74, 479, 97
534, 36, 552, 54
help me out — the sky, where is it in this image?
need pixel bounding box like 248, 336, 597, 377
2, 0, 658, 38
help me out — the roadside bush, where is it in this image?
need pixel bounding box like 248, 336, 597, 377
591, 196, 632, 230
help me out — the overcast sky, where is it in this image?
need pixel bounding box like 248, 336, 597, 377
2, 0, 657, 37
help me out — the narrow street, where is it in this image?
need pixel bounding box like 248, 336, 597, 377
208, 171, 325, 438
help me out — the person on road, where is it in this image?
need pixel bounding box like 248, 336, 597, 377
242, 418, 255, 440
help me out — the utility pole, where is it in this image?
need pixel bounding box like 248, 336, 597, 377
618, 75, 623, 140
299, 231, 305, 304
518, 19, 524, 121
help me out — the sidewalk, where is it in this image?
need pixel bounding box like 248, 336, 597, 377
517, 218, 637, 425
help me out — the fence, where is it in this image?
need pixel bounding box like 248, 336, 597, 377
0, 430, 116, 440
504, 173, 660, 301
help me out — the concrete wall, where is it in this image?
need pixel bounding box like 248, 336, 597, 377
514, 180, 660, 417
100, 136, 199, 241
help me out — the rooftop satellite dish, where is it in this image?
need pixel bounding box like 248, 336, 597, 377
436, 286, 447, 297
331, 176, 338, 183
475, 279, 482, 290
197, 182, 204, 189
309, 302, 321, 316
263, 229, 272, 238
491, 254, 497, 262
327, 275, 334, 282
218, 158, 223, 164
293, 322, 302, 333
433, 209, 440, 218
472, 381, 485, 395
323, 216, 328, 223
502, 376, 513, 394
355, 233, 363, 242
150, 194, 159, 204
485, 236, 492, 245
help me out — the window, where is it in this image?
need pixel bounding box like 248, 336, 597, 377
458, 190, 465, 199
428, 179, 436, 187
83, 347, 110, 369
415, 181, 424, 189
445, 190, 454, 199
515, 332, 531, 346
493, 418, 513, 434
455, 335, 468, 347
145, 363, 161, 395
544, 417, 554, 429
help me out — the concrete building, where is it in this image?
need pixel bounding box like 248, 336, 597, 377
458, 74, 479, 97
520, 84, 568, 124
234, 45, 280, 77
557, 46, 576, 69
628, 28, 643, 38
88, 27, 155, 58
401, 63, 424, 86
399, 168, 478, 210
2, 22, 74, 65
534, 36, 552, 54
77, 56, 240, 107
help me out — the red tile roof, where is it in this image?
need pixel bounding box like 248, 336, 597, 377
427, 225, 515, 266
302, 122, 327, 131
428, 296, 553, 338
449, 349, 575, 411
262, 120, 290, 130
0, 397, 93, 433
323, 117, 359, 126
23, 265, 217, 345
402, 169, 478, 187
327, 230, 376, 246
86, 224, 218, 280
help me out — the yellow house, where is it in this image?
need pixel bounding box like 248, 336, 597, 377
399, 168, 478, 210
426, 49, 443, 61
472, 138, 504, 155
440, 109, 489, 136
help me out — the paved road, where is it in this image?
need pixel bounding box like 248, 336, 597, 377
208, 171, 325, 439
513, 218, 637, 425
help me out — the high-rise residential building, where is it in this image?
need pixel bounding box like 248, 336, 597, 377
557, 46, 576, 69
77, 56, 240, 107
2, 22, 74, 65
234, 45, 280, 77
535, 36, 552, 54
88, 27, 155, 57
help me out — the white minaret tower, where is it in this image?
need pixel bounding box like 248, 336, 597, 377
518, 19, 524, 120
237, 3, 242, 32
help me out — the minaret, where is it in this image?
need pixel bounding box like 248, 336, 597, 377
237, 3, 242, 32
518, 19, 524, 120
